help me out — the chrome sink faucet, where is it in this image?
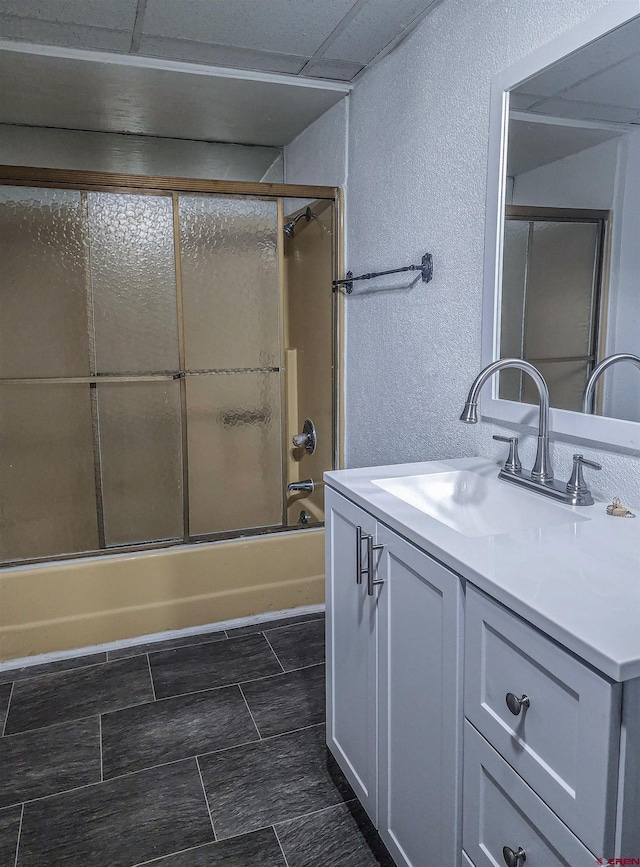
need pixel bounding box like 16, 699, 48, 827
460, 358, 553, 481
582, 353, 640, 413
460, 358, 601, 505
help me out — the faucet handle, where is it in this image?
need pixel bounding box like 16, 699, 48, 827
493, 435, 522, 474
566, 454, 601, 504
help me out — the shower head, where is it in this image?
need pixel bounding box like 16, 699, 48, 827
283, 206, 312, 238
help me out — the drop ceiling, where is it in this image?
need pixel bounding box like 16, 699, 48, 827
512, 15, 640, 125
0, 0, 443, 146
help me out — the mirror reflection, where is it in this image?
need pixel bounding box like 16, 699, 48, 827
498, 15, 640, 422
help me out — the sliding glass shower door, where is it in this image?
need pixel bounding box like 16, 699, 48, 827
178, 195, 283, 538
0, 182, 334, 565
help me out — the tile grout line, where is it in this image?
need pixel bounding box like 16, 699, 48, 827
272, 824, 292, 867
2, 682, 14, 736
0, 655, 112, 688
3, 721, 330, 812
12, 803, 24, 867
3, 720, 293, 813
146, 654, 157, 701
202, 798, 361, 849
98, 714, 103, 782
262, 633, 286, 673
273, 797, 360, 831
195, 756, 217, 842
1, 698, 156, 741
237, 683, 262, 740
129, 841, 212, 867
239, 660, 324, 687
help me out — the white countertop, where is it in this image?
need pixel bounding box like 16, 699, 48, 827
325, 457, 640, 683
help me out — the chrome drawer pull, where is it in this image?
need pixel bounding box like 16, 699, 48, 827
505, 693, 530, 715
356, 526, 363, 584
356, 526, 374, 585
366, 535, 384, 597
502, 845, 526, 867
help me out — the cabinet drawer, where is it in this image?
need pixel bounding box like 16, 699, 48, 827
464, 585, 620, 855
463, 721, 595, 867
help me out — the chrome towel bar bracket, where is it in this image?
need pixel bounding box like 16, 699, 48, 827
333, 252, 433, 294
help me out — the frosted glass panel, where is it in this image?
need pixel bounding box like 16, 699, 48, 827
0, 186, 89, 378
98, 381, 183, 546
179, 196, 280, 370
187, 372, 282, 535
88, 193, 179, 374
0, 384, 98, 562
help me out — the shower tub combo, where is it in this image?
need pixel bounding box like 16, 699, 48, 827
0, 167, 342, 661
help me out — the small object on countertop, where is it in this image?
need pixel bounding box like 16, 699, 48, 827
606, 497, 636, 518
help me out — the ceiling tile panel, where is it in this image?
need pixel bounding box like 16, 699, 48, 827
0, 16, 133, 52
561, 54, 640, 111
142, 0, 356, 56
517, 16, 640, 99
138, 35, 308, 74
0, 0, 138, 30
324, 0, 436, 63
302, 58, 363, 81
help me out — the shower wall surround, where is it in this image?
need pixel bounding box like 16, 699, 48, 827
286, 0, 640, 505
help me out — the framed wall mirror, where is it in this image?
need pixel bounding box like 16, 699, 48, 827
482, 3, 640, 450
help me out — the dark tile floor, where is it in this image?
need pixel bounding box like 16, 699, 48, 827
0, 613, 394, 867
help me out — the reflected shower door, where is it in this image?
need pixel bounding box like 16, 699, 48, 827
500, 214, 604, 411
179, 195, 283, 536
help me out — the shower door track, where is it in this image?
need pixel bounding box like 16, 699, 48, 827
0, 164, 337, 201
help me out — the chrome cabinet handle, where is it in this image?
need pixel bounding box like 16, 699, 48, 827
505, 693, 530, 715
366, 535, 384, 596
356, 526, 373, 585
356, 526, 364, 584
503, 845, 526, 867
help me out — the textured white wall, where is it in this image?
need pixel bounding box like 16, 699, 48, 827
288, 0, 640, 506
285, 99, 348, 188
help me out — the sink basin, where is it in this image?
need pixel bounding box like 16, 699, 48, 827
372, 470, 591, 537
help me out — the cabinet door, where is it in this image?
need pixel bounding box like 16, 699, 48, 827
377, 523, 464, 867
325, 487, 378, 823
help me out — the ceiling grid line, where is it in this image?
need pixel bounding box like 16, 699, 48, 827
298, 0, 370, 76
130, 0, 149, 54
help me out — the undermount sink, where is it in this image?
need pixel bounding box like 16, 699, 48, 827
372, 470, 591, 537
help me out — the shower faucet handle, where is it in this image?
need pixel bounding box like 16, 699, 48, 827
292, 419, 317, 454
493, 435, 522, 474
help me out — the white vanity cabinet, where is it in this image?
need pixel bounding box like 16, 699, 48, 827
325, 487, 464, 867
326, 464, 640, 867
464, 585, 622, 859
325, 487, 378, 822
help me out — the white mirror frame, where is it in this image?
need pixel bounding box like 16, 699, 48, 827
481, 1, 640, 451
